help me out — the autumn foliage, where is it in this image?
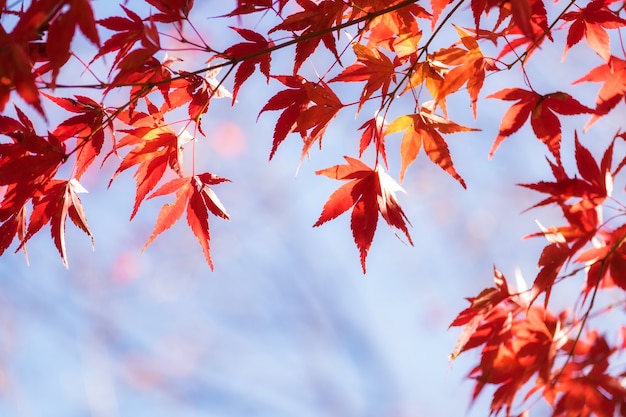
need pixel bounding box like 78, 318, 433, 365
1, 0, 626, 415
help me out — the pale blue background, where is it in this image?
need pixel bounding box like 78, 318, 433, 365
1, 1, 623, 416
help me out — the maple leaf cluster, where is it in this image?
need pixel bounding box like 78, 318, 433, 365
1, 0, 626, 415
450, 267, 626, 417
450, 135, 626, 415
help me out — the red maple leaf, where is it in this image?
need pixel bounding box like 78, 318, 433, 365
471, 0, 505, 30
573, 56, 626, 128
43, 93, 111, 179
4, 0, 99, 90
258, 75, 309, 158
518, 137, 618, 302
0, 111, 55, 257
449, 267, 511, 359
222, 27, 273, 102
450, 263, 575, 416
259, 75, 343, 160
117, 56, 176, 117
482, 0, 552, 60
268, 0, 346, 73
146, 0, 194, 23
0, 184, 28, 259
314, 156, 412, 273
431, 0, 455, 28
93, 5, 160, 77
519, 134, 620, 303
20, 178, 93, 268
481, 306, 559, 415
357, 115, 388, 168
519, 133, 614, 212
488, 88, 594, 160
561, 0, 626, 62
577, 224, 626, 292
454, 292, 560, 415
509, 0, 548, 41
544, 331, 626, 417
384, 104, 478, 185
44, 0, 100, 83
530, 242, 570, 307
472, 0, 547, 41
297, 79, 344, 159
0, 107, 66, 190
0, 26, 43, 115
522, 205, 600, 303
164, 70, 223, 130
225, 0, 289, 16
143, 173, 230, 269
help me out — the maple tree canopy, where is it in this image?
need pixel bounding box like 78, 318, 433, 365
1, 1, 626, 416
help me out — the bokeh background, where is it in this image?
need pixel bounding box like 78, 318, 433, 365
1, 1, 624, 416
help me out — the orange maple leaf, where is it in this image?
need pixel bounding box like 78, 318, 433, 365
384, 104, 478, 185
432, 26, 498, 118
360, 1, 430, 53
403, 59, 446, 98
330, 43, 398, 112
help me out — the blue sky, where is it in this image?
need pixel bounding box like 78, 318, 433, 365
1, 1, 624, 416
